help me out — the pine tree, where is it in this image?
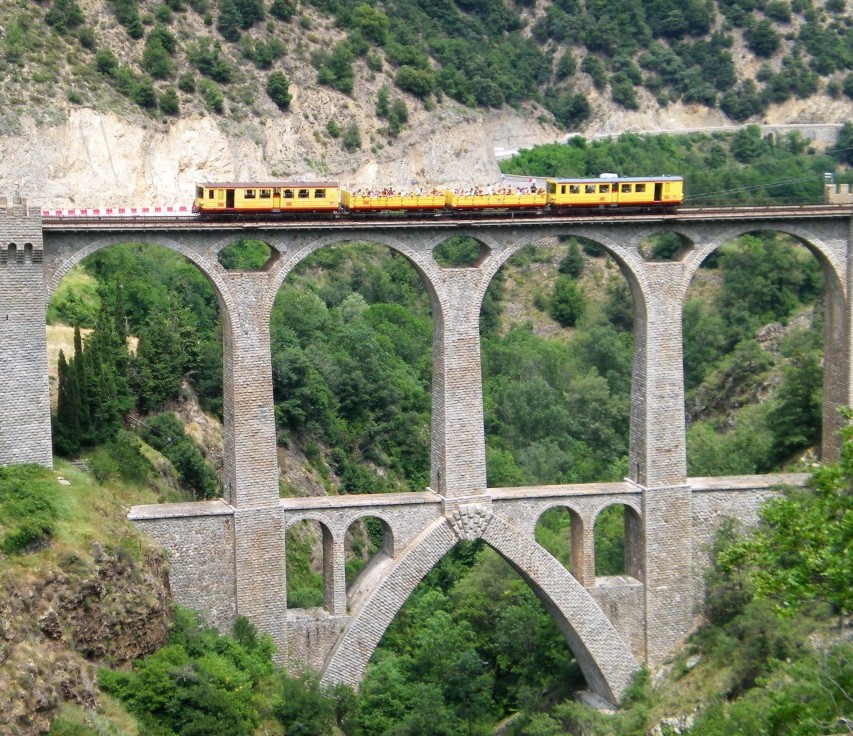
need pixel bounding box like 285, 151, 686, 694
134, 308, 185, 411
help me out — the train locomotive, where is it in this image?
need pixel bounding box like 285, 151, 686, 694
192, 174, 684, 218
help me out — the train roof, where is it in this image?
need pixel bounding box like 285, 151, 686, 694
546, 175, 683, 183
196, 181, 340, 188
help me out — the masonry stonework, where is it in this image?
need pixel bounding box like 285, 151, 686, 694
0, 211, 847, 705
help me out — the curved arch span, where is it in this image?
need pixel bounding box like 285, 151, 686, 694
320, 514, 639, 705
46, 235, 230, 307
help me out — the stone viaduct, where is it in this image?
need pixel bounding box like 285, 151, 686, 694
1, 202, 850, 705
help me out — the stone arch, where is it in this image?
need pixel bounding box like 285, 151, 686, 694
679, 223, 845, 301
534, 503, 587, 584
592, 502, 644, 580
285, 516, 337, 611
321, 514, 638, 705
46, 235, 236, 325
679, 223, 846, 461
341, 511, 396, 557
265, 232, 447, 323
474, 228, 653, 315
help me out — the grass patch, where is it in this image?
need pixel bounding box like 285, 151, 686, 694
0, 465, 62, 555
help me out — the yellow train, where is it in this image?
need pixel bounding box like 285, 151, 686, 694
192, 175, 684, 217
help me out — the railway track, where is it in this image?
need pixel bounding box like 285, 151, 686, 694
40, 203, 852, 231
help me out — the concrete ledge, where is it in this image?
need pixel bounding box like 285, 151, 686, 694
128, 498, 234, 520
280, 490, 441, 510
489, 481, 635, 499
689, 473, 809, 492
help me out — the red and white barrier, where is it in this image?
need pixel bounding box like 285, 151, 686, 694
41, 205, 194, 218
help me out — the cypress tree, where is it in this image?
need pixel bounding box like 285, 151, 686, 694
72, 326, 93, 440
54, 349, 82, 454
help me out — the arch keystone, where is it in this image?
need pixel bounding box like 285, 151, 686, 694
448, 503, 493, 540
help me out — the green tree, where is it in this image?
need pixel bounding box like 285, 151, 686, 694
159, 87, 180, 115
266, 71, 291, 109
53, 350, 82, 455
767, 349, 822, 464
269, 0, 295, 20
394, 65, 435, 98
548, 275, 586, 327
558, 241, 584, 278
216, 0, 242, 41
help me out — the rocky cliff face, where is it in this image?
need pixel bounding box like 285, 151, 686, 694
0, 542, 171, 735
3, 103, 564, 209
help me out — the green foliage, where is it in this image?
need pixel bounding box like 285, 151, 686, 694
270, 671, 354, 735
199, 78, 224, 113
581, 54, 608, 90
99, 611, 272, 736
548, 275, 586, 327
269, 0, 295, 20
45, 0, 84, 33
557, 240, 584, 278
186, 37, 233, 83
0, 465, 61, 555
218, 239, 271, 269
158, 86, 179, 115
140, 413, 220, 499
433, 236, 482, 267
315, 40, 354, 93
109, 0, 143, 38
265, 70, 291, 109
394, 65, 435, 98
341, 121, 360, 151
216, 0, 242, 41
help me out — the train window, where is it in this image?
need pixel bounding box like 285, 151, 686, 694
599, 184, 610, 193
245, 189, 256, 199
273, 188, 280, 195
298, 189, 309, 198
621, 184, 632, 193
196, 186, 203, 198
569, 185, 580, 194
585, 185, 595, 194
314, 189, 326, 198
260, 189, 271, 198
547, 182, 556, 194
208, 190, 215, 199
635, 183, 646, 192
284, 189, 294, 198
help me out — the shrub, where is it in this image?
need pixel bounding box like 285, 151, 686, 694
394, 65, 435, 98
269, 0, 295, 20
549, 276, 586, 327
342, 122, 360, 152
265, 70, 291, 109
178, 70, 196, 92
199, 79, 224, 112
158, 86, 179, 115
131, 78, 158, 108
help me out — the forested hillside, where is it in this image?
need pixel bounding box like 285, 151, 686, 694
1, 0, 850, 137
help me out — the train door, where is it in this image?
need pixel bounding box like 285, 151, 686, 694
226, 189, 235, 208
273, 188, 281, 210
654, 182, 663, 202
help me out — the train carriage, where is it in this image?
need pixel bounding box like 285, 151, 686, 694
193, 181, 341, 214
445, 189, 548, 210
546, 175, 684, 208
341, 190, 446, 212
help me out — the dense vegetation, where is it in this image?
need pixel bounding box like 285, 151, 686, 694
503, 123, 853, 204
0, 0, 850, 139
